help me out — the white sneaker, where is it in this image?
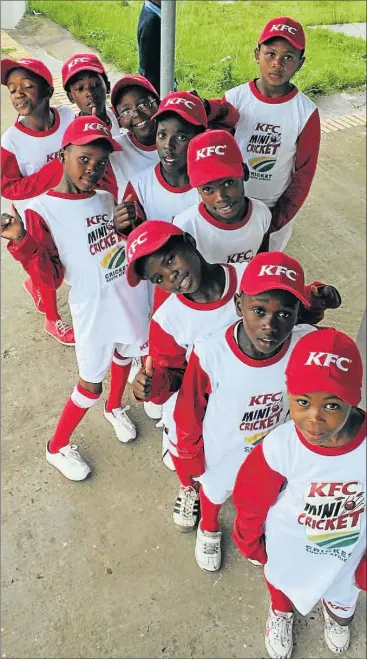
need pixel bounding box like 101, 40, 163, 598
127, 357, 141, 384
144, 401, 162, 420
322, 602, 350, 653
248, 558, 263, 566
265, 606, 294, 659
195, 521, 222, 572
104, 404, 136, 442
173, 485, 200, 532
46, 443, 91, 481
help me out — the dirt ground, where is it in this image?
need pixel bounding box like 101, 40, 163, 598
1, 15, 366, 659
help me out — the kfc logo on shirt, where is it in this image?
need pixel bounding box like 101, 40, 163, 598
83, 122, 110, 136
305, 352, 352, 372
127, 231, 148, 261
258, 264, 297, 281
165, 97, 195, 110
269, 23, 297, 36
68, 57, 90, 71
196, 145, 227, 160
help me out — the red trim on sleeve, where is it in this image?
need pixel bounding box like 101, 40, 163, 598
1, 146, 63, 200
226, 321, 291, 367
154, 163, 192, 193
233, 442, 286, 563
295, 418, 366, 456
129, 132, 157, 152
249, 79, 299, 104
14, 107, 61, 137
177, 264, 236, 310
199, 199, 252, 231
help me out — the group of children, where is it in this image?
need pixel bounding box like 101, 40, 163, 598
1, 15, 365, 659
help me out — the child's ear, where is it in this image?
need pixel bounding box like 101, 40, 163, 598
297, 56, 305, 73
45, 85, 54, 100
242, 162, 249, 182
59, 148, 66, 163
234, 293, 243, 318
254, 47, 260, 63
66, 90, 75, 104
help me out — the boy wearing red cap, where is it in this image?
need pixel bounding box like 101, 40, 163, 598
62, 53, 120, 135
174, 128, 272, 264
1, 117, 150, 482
233, 328, 366, 658
223, 17, 320, 251
1, 57, 75, 345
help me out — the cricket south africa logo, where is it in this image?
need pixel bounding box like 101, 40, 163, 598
100, 246, 126, 270
298, 481, 365, 550
247, 122, 282, 179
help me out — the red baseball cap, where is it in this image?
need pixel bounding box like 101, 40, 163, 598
152, 91, 208, 128
188, 129, 243, 187
62, 53, 107, 87
286, 328, 363, 406
240, 251, 310, 307
259, 17, 306, 51
126, 221, 184, 287
1, 57, 53, 87
110, 74, 159, 110
61, 116, 122, 150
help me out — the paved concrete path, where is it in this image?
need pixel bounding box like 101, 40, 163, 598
1, 21, 366, 659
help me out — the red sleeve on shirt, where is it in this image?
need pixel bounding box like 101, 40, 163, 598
95, 161, 118, 201
123, 181, 146, 222
205, 96, 240, 133
147, 318, 187, 404
173, 350, 211, 479
270, 109, 321, 232
232, 443, 286, 564
7, 208, 64, 290
1, 147, 63, 200
355, 554, 367, 591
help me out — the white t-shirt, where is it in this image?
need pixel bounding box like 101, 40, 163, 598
262, 420, 366, 615
106, 107, 121, 136
173, 196, 271, 264
225, 80, 317, 207
109, 132, 160, 202
25, 190, 150, 349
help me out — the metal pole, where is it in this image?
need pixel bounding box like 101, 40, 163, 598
356, 308, 366, 410
160, 0, 176, 98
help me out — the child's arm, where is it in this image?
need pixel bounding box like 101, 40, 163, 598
188, 91, 239, 133
5, 207, 64, 290
233, 443, 286, 564
173, 350, 211, 479
298, 282, 342, 324
269, 109, 321, 233
1, 146, 63, 200
114, 181, 146, 236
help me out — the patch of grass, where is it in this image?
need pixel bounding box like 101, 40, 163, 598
1, 48, 16, 55
28, 0, 366, 98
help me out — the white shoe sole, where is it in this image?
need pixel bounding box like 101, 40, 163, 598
46, 451, 91, 482
44, 327, 75, 346
195, 551, 221, 572
103, 408, 136, 443
265, 636, 293, 659
323, 627, 350, 654
23, 280, 45, 315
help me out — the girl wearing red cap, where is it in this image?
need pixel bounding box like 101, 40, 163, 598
1, 117, 150, 482
233, 328, 366, 658
1, 57, 75, 345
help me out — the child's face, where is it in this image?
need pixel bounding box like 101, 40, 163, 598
197, 176, 246, 222
289, 391, 351, 446
67, 72, 107, 116
156, 116, 198, 175
62, 140, 112, 192
7, 68, 51, 116
255, 38, 304, 87
139, 238, 202, 295
235, 289, 299, 355
115, 86, 158, 140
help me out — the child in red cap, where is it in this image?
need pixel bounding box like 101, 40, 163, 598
1, 57, 75, 345
221, 17, 321, 251
233, 328, 366, 658
62, 53, 120, 135
1, 117, 150, 482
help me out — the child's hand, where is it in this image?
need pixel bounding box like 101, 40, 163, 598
132, 356, 154, 401
114, 194, 139, 235
1, 206, 25, 243
310, 284, 342, 310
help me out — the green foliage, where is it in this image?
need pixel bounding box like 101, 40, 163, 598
28, 0, 366, 98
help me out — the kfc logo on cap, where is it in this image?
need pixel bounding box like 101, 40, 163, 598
305, 352, 352, 372
196, 145, 227, 160
270, 23, 297, 35
83, 122, 110, 135
68, 57, 90, 71
127, 232, 148, 261
258, 264, 297, 281
165, 97, 195, 110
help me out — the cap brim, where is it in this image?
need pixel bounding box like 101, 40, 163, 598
1, 58, 52, 86
111, 77, 159, 107
64, 134, 122, 151
190, 161, 243, 188
287, 375, 361, 407
242, 282, 311, 308
63, 64, 106, 87
152, 108, 203, 127
259, 35, 304, 51
126, 226, 184, 288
